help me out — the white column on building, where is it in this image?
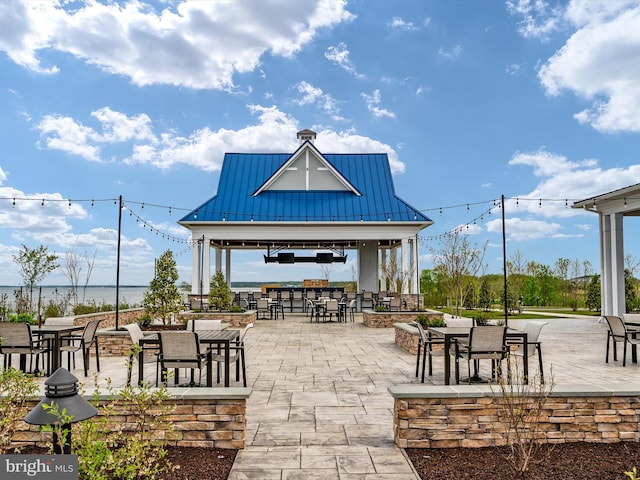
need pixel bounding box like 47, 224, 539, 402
358, 242, 379, 293
401, 238, 409, 294
600, 214, 612, 316
411, 236, 419, 294
610, 212, 625, 317
225, 249, 231, 285
380, 249, 387, 291
191, 239, 200, 295
202, 241, 211, 295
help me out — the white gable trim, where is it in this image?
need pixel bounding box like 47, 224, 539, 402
253, 141, 361, 196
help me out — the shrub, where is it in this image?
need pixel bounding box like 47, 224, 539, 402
416, 314, 446, 328
0, 368, 38, 454
9, 313, 35, 324
41, 374, 175, 479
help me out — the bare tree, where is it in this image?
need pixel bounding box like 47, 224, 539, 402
64, 244, 82, 306
380, 248, 410, 294
319, 263, 332, 282
430, 232, 488, 316
81, 250, 97, 304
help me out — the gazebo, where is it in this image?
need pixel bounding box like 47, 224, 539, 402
179, 129, 432, 298
573, 183, 640, 317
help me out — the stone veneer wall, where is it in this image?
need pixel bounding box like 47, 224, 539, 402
10, 388, 250, 450
363, 310, 443, 328
394, 323, 420, 355
95, 311, 257, 357
389, 384, 640, 449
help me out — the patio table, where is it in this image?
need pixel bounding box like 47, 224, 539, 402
138, 329, 241, 387
428, 326, 529, 385
32, 324, 84, 373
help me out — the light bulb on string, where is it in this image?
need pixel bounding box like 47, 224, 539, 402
41, 199, 44, 207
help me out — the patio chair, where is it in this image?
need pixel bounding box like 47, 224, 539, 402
348, 299, 357, 322
508, 321, 548, 383
256, 298, 271, 320
604, 315, 640, 366
156, 332, 206, 386
210, 324, 254, 387
409, 321, 445, 383
452, 325, 508, 384
0, 322, 50, 375
124, 323, 157, 386
291, 290, 304, 312
59, 319, 101, 377
361, 291, 374, 309
323, 299, 341, 322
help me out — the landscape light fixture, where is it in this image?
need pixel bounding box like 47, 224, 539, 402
25, 368, 98, 454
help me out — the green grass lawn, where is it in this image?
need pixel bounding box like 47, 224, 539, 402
437, 306, 601, 320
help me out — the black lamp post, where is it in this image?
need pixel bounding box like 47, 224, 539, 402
25, 368, 98, 454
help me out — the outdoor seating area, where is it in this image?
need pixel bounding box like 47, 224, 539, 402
4, 312, 640, 478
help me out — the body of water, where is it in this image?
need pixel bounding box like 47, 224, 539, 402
0, 286, 151, 309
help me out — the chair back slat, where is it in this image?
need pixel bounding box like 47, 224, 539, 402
468, 326, 507, 357
604, 315, 627, 338
0, 323, 32, 348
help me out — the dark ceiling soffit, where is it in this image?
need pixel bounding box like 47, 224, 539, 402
264, 252, 347, 264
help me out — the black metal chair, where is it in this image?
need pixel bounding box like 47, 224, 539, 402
410, 321, 445, 383
156, 331, 206, 386
59, 319, 101, 377
604, 315, 640, 366
452, 326, 508, 384
0, 322, 50, 375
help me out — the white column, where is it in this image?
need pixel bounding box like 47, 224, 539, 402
202, 241, 211, 295
191, 240, 200, 295
401, 238, 409, 294
380, 249, 387, 291
411, 236, 419, 294
225, 249, 231, 285
358, 242, 379, 293
600, 214, 612, 316
610, 213, 625, 317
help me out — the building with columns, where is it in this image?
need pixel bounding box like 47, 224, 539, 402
179, 130, 432, 296
573, 183, 640, 317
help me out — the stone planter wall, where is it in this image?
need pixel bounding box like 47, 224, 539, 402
96, 310, 257, 356
394, 323, 420, 354
10, 388, 250, 450
363, 310, 443, 328
389, 384, 640, 449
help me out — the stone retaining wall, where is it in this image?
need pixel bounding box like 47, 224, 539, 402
363, 310, 443, 328
94, 311, 257, 356
394, 322, 419, 354
10, 388, 250, 450
389, 384, 640, 449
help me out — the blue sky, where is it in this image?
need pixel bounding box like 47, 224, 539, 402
1, 0, 640, 286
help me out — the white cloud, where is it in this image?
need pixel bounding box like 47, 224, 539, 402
0, 0, 354, 89
389, 17, 418, 32
486, 216, 566, 241
34, 104, 405, 174
506, 0, 563, 39
438, 45, 462, 58
293, 81, 344, 121
506, 63, 525, 75
508, 148, 640, 217
536, 1, 640, 132
361, 90, 396, 119
324, 42, 365, 79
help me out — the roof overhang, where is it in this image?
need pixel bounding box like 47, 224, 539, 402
572, 183, 640, 216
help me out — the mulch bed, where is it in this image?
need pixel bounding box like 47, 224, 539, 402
406, 442, 640, 479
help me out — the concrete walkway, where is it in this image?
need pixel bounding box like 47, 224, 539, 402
30, 312, 639, 479
230, 314, 420, 480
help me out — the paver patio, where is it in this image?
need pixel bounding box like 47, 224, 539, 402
29, 312, 639, 479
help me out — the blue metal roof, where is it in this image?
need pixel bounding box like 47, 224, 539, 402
180, 151, 431, 223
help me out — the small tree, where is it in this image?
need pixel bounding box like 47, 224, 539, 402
208, 271, 233, 311
585, 274, 601, 311
142, 250, 182, 325
478, 278, 492, 311
12, 244, 59, 314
